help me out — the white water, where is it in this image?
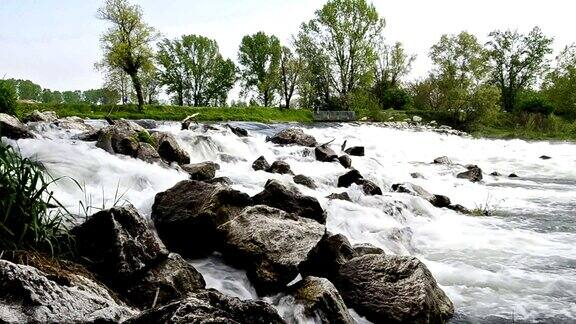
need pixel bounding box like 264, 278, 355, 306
7, 121, 576, 323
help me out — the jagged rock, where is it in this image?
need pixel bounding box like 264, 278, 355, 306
509, 173, 519, 178
337, 169, 364, 188
252, 155, 271, 171
152, 132, 190, 165
136, 142, 163, 164
152, 180, 251, 257
96, 121, 142, 157
0, 259, 135, 323
540, 155, 551, 160
457, 165, 483, 182
252, 179, 325, 223
353, 243, 385, 256
0, 113, 34, 139
218, 205, 325, 294
228, 124, 249, 137
205, 176, 233, 186
411, 172, 425, 179
133, 119, 157, 129
315, 144, 338, 162
344, 146, 364, 156
447, 204, 471, 214
267, 160, 294, 175
433, 156, 452, 165
338, 155, 352, 168
334, 254, 454, 324
392, 183, 452, 209
22, 110, 58, 123
362, 180, 383, 196
181, 161, 220, 181
52, 116, 95, 132
326, 192, 352, 202
288, 277, 355, 324
73, 128, 102, 141
300, 233, 356, 280
431, 194, 451, 208
294, 174, 317, 189
126, 289, 285, 324
268, 128, 318, 147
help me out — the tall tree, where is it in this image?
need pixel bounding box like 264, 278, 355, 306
97, 0, 157, 111
486, 27, 553, 112
15, 79, 42, 101
157, 38, 186, 106
206, 58, 236, 106
62, 90, 83, 103
375, 41, 415, 88
238, 32, 281, 107
280, 47, 303, 109
542, 44, 576, 118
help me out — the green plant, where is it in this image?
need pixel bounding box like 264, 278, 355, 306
0, 142, 75, 255
517, 91, 555, 115
471, 194, 499, 216
135, 130, 156, 146
0, 80, 17, 115
378, 87, 412, 110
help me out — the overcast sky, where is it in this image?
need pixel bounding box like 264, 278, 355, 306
1, 0, 574, 92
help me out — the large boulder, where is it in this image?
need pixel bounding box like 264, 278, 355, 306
287, 276, 355, 324
133, 119, 158, 129
293, 174, 317, 189
334, 254, 454, 324
152, 131, 190, 165
315, 144, 338, 162
152, 180, 251, 257
218, 205, 325, 294
252, 179, 325, 224
361, 179, 383, 196
126, 289, 285, 324
344, 146, 364, 156
0, 113, 34, 139
252, 155, 271, 171
433, 156, 452, 165
268, 128, 318, 147
457, 165, 483, 182
22, 110, 58, 123
181, 161, 220, 181
136, 142, 163, 164
267, 160, 294, 175
96, 121, 142, 157
300, 233, 357, 280
353, 243, 385, 256
0, 259, 135, 323
53, 116, 95, 132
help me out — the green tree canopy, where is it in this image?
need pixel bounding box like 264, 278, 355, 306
542, 45, 576, 119
280, 47, 303, 109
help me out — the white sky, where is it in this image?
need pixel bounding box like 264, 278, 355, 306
1, 0, 574, 93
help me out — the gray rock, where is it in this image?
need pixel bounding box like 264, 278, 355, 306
72, 129, 102, 141
252, 155, 271, 171
152, 180, 251, 257
335, 254, 454, 324
447, 204, 471, 214
337, 170, 364, 188
268, 128, 318, 147
411, 172, 425, 179
136, 142, 163, 164
509, 173, 519, 178
267, 160, 294, 175
353, 243, 385, 256
326, 192, 352, 202
53, 116, 96, 132
433, 156, 452, 165
0, 113, 34, 139
431, 194, 451, 208
344, 146, 364, 156
133, 119, 158, 129
315, 144, 338, 162
205, 176, 233, 186
294, 174, 317, 189
338, 155, 352, 168
540, 155, 551, 160
300, 233, 357, 280
361, 179, 383, 196
96, 121, 141, 157
22, 110, 58, 123
252, 179, 325, 224
181, 161, 220, 181
227, 124, 249, 137
457, 165, 483, 182
152, 132, 190, 165
218, 205, 325, 294
393, 183, 452, 208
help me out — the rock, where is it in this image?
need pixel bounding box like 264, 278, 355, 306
509, 173, 519, 178
126, 289, 284, 324
300, 233, 356, 280
152, 132, 190, 165
412, 115, 423, 123
0, 113, 34, 139
96, 121, 142, 157
392, 183, 451, 209
353, 243, 385, 256
344, 146, 365, 156
267, 160, 294, 175
447, 204, 471, 214
181, 114, 199, 130
252, 179, 325, 223
22, 110, 58, 123
136, 142, 163, 164
205, 176, 233, 186
315, 144, 338, 162
326, 192, 352, 202
431, 194, 451, 208
337, 169, 364, 188
433, 156, 452, 165
133, 119, 157, 129
181, 161, 220, 181
268, 128, 318, 147
252, 155, 271, 171
152, 180, 251, 257
73, 128, 102, 141
0, 259, 135, 323
457, 165, 483, 182
362, 180, 383, 196
490, 171, 501, 176
411, 172, 425, 179
293, 174, 317, 189
228, 124, 249, 137
53, 116, 95, 132
288, 277, 355, 324
334, 254, 454, 324
540, 155, 552, 160
338, 155, 352, 168
218, 205, 325, 294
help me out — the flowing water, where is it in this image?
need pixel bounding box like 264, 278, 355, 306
7, 121, 576, 323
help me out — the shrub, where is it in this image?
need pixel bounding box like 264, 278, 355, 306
0, 80, 17, 115
135, 130, 156, 146
517, 92, 555, 115
377, 87, 412, 110
346, 89, 381, 117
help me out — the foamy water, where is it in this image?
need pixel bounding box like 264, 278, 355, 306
7, 121, 576, 323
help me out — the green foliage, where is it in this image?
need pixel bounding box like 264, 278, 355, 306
62, 90, 83, 104
347, 89, 381, 118
41, 89, 63, 104
542, 45, 576, 119
0, 80, 18, 115
280, 47, 303, 108
0, 142, 74, 255
13, 79, 42, 101
375, 86, 412, 110
517, 91, 555, 115
135, 130, 155, 146
375, 41, 416, 88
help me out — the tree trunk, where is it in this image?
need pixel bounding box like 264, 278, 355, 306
130, 72, 144, 111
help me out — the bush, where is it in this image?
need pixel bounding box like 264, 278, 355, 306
0, 80, 17, 115
377, 87, 412, 110
346, 90, 381, 119
517, 92, 555, 115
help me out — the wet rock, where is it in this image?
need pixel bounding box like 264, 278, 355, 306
181, 161, 220, 181
353, 243, 385, 256
447, 204, 471, 214
126, 289, 284, 324
509, 173, 519, 178
344, 146, 365, 156
457, 165, 483, 182
0, 259, 135, 323
268, 128, 318, 147
267, 160, 294, 175
252, 179, 325, 223
205, 176, 233, 186
218, 205, 325, 294
315, 144, 338, 162
227, 124, 249, 137
53, 116, 96, 132
362, 179, 383, 196
219, 153, 246, 163
433, 156, 452, 165
326, 192, 352, 202
293, 174, 317, 189
73, 128, 102, 141
133, 119, 158, 129
392, 183, 451, 209
181, 114, 199, 130
22, 110, 58, 123
540, 155, 551, 160
337, 169, 364, 188
96, 121, 142, 157
300, 233, 356, 280
490, 171, 501, 176
431, 194, 451, 208
0, 113, 34, 139
252, 155, 271, 171
152, 132, 190, 165
152, 180, 251, 257
411, 172, 425, 179
288, 276, 355, 324
136, 142, 163, 164
338, 155, 352, 168
334, 254, 454, 324
412, 115, 423, 123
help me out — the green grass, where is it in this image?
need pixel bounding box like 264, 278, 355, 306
16, 102, 314, 123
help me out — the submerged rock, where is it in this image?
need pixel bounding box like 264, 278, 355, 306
433, 156, 452, 165
344, 146, 365, 156
509, 173, 519, 178
393, 183, 452, 209
338, 155, 352, 168
490, 171, 501, 177
457, 165, 483, 182
0, 113, 34, 139
133, 119, 157, 129
22, 110, 58, 123
152, 132, 190, 165
326, 192, 352, 202
268, 128, 318, 147
540, 155, 552, 160
362, 179, 383, 196
227, 124, 249, 137
181, 161, 220, 181
411, 172, 425, 179
334, 254, 454, 324
218, 205, 325, 294
252, 155, 271, 171
293, 174, 317, 189
315, 144, 338, 162
267, 160, 294, 175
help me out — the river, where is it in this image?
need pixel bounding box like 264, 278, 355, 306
10, 121, 576, 323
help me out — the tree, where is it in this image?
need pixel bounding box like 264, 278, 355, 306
206, 58, 236, 106
62, 90, 83, 103
0, 80, 17, 115
97, 0, 157, 111
238, 32, 281, 107
41, 89, 63, 104
487, 27, 553, 112
542, 45, 576, 119
375, 41, 415, 88
157, 38, 187, 106
15, 79, 42, 101
280, 47, 303, 109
